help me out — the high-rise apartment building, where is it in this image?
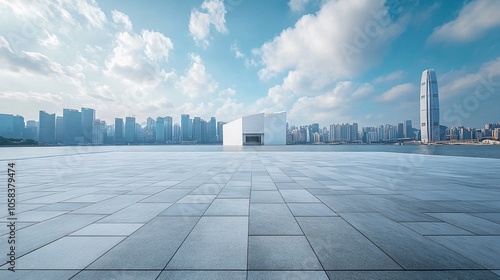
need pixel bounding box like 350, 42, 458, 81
165, 116, 173, 142
63, 109, 82, 144
125, 117, 136, 144
114, 118, 124, 144
156, 117, 165, 143
420, 69, 440, 143
81, 107, 95, 143
39, 111, 56, 144
181, 114, 190, 141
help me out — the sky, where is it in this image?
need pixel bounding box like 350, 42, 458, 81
0, 0, 499, 128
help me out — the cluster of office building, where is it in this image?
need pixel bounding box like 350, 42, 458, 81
0, 109, 226, 145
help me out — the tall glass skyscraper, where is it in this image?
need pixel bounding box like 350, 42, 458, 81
420, 69, 440, 143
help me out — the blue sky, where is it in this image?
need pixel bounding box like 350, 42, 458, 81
0, 0, 499, 128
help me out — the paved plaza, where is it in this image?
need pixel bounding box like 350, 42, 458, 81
1, 149, 500, 279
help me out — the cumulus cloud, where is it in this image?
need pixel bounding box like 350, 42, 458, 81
112, 10, 132, 31
189, 0, 228, 46
258, 0, 408, 95
377, 83, 416, 102
373, 70, 405, 84
428, 0, 500, 44
105, 30, 174, 88
0, 36, 64, 76
176, 54, 218, 99
287, 81, 372, 125
288, 0, 311, 12
440, 57, 500, 100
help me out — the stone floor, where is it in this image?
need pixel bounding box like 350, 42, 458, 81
1, 150, 500, 279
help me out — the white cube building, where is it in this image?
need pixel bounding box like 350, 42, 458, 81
223, 112, 286, 145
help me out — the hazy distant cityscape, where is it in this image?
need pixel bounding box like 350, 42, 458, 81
0, 108, 499, 146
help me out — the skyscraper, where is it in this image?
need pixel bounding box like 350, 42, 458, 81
209, 117, 216, 143
114, 118, 124, 144
192, 117, 201, 143
125, 117, 136, 144
217, 121, 226, 143
39, 110, 56, 144
56, 116, 64, 143
403, 120, 413, 138
63, 109, 82, 144
165, 116, 173, 142
81, 107, 95, 143
156, 117, 165, 143
181, 114, 190, 141
420, 69, 440, 143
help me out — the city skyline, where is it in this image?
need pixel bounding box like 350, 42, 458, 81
1, 0, 500, 128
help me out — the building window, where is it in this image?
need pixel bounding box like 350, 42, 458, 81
421, 95, 425, 99
421, 123, 426, 126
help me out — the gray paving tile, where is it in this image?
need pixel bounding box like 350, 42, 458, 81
99, 202, 171, 223
35, 202, 93, 211
248, 271, 329, 280
493, 270, 500, 277
297, 217, 401, 270
472, 213, 500, 224
205, 199, 249, 216
14, 214, 105, 256
427, 213, 500, 235
72, 271, 161, 280
402, 222, 473, 235
89, 217, 198, 269
140, 189, 191, 203
342, 213, 484, 269
70, 223, 143, 236
275, 182, 302, 189
429, 236, 500, 269
326, 270, 500, 280
17, 210, 67, 222
317, 195, 375, 212
167, 216, 248, 269
177, 194, 217, 203
158, 203, 209, 216
248, 236, 322, 270
251, 182, 277, 190
63, 194, 116, 202
73, 195, 148, 214
249, 203, 302, 235
218, 187, 250, 198
251, 190, 284, 203
16, 236, 124, 269
190, 184, 225, 194
280, 189, 320, 203
0, 270, 79, 280
288, 203, 337, 216
158, 271, 246, 280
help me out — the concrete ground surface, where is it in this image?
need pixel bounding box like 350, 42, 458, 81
1, 150, 499, 279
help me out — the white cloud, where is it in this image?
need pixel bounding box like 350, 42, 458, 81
377, 83, 416, 102
112, 10, 132, 31
428, 0, 500, 43
258, 0, 408, 95
288, 0, 311, 12
39, 33, 61, 48
219, 88, 236, 97
440, 57, 500, 99
176, 54, 218, 99
189, 0, 228, 46
105, 30, 174, 88
230, 42, 245, 58
0, 36, 64, 76
373, 70, 405, 84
